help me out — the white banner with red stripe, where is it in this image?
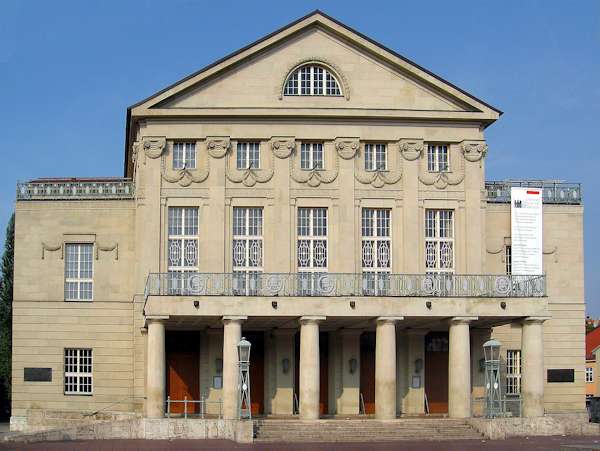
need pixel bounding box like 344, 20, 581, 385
510, 187, 543, 275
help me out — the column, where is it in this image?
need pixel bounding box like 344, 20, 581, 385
376, 317, 402, 419
448, 317, 475, 418
299, 316, 325, 420
146, 317, 167, 418
222, 316, 246, 420
522, 317, 547, 417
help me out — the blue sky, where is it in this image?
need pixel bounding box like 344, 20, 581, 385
1, 1, 598, 311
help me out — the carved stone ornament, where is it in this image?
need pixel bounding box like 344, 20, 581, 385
161, 146, 210, 187
461, 140, 488, 162
355, 170, 402, 188
543, 246, 558, 263
226, 163, 274, 187
290, 156, 339, 187
418, 147, 465, 189
206, 137, 230, 158
142, 137, 167, 159
131, 141, 140, 164
41, 242, 63, 260
335, 138, 359, 160
399, 138, 424, 161
96, 243, 118, 260
270, 137, 295, 159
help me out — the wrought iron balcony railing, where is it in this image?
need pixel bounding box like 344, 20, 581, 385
485, 180, 582, 205
145, 272, 546, 298
16, 178, 134, 201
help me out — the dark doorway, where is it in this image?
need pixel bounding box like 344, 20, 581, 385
245, 332, 265, 415
425, 332, 449, 414
360, 332, 376, 414
166, 331, 200, 414
294, 331, 329, 416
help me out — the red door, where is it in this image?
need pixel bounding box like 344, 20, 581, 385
245, 332, 264, 415
360, 332, 376, 414
319, 332, 328, 415
425, 332, 449, 414
166, 331, 200, 414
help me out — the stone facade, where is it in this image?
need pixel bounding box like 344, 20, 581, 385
11, 11, 585, 432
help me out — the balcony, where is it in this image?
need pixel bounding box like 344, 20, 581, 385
145, 273, 546, 298
485, 180, 582, 205
16, 178, 134, 201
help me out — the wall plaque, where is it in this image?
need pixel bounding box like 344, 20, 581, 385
24, 367, 52, 382
547, 368, 574, 383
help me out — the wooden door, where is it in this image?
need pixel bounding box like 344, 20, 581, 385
360, 332, 376, 414
166, 331, 200, 415
425, 332, 449, 414
319, 332, 328, 415
245, 332, 264, 415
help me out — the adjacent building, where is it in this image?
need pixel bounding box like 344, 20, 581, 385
11, 11, 585, 431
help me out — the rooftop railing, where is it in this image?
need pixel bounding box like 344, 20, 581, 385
145, 272, 546, 298
485, 180, 582, 205
16, 179, 134, 201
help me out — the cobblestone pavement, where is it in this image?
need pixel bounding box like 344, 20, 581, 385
1, 437, 600, 451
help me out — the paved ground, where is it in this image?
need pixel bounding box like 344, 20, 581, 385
1, 437, 600, 451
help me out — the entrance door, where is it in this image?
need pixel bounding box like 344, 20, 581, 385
425, 332, 449, 414
166, 331, 200, 414
294, 331, 329, 416
245, 332, 264, 416
360, 332, 376, 414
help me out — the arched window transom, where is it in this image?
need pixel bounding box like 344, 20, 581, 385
284, 64, 342, 96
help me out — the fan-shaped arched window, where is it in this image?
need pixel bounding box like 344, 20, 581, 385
284, 64, 342, 96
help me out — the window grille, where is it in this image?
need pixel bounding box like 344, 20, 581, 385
232, 207, 263, 295
297, 208, 327, 295
425, 210, 454, 272
236, 142, 260, 169
587, 367, 594, 383
506, 349, 521, 395
64, 243, 93, 301
173, 142, 196, 170
168, 207, 199, 293
300, 143, 324, 170
364, 144, 387, 171
284, 65, 341, 96
505, 245, 512, 275
362, 208, 391, 295
64, 348, 92, 395
427, 144, 449, 172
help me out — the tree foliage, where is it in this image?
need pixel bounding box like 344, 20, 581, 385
0, 213, 15, 418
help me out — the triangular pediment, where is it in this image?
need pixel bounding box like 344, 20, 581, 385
130, 11, 500, 119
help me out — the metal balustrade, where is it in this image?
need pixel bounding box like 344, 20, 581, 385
145, 272, 546, 298
16, 179, 134, 200
165, 397, 223, 419
485, 180, 582, 205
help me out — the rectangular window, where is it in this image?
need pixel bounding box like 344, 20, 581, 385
506, 349, 521, 395
425, 210, 454, 272
427, 144, 449, 172
64, 243, 93, 301
297, 208, 327, 294
236, 142, 260, 169
300, 143, 324, 170
168, 207, 199, 293
232, 207, 263, 295
64, 348, 92, 395
173, 142, 196, 170
587, 367, 594, 383
362, 209, 391, 295
364, 144, 387, 171
505, 245, 512, 275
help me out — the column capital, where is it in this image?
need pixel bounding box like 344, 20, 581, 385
376, 316, 404, 324
299, 316, 326, 324
146, 315, 169, 321
523, 316, 551, 324
450, 316, 477, 324
222, 315, 248, 324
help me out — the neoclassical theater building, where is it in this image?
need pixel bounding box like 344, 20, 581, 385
11, 11, 585, 430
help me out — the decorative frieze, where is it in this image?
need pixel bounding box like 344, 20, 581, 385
334, 138, 359, 160
460, 140, 488, 162
399, 138, 424, 161
41, 242, 63, 260
226, 167, 274, 187
418, 145, 465, 189
355, 170, 402, 188
270, 137, 295, 159
96, 242, 118, 260
141, 137, 167, 159
206, 137, 230, 158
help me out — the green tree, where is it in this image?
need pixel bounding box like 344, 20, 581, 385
0, 214, 15, 419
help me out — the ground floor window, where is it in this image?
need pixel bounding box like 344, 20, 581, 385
506, 349, 521, 395
64, 348, 93, 395
587, 366, 594, 383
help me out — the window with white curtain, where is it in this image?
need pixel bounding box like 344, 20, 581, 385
425, 210, 454, 272
284, 64, 342, 96
236, 142, 260, 169
173, 142, 196, 170
587, 366, 594, 383
232, 207, 263, 295
300, 143, 324, 170
427, 144, 449, 172
64, 348, 92, 395
362, 208, 391, 295
168, 207, 199, 292
506, 349, 521, 395
364, 144, 387, 171
64, 243, 93, 301
297, 208, 327, 294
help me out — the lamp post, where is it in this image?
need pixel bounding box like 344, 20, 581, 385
237, 337, 252, 419
483, 338, 504, 418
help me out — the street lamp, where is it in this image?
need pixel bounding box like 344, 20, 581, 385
237, 337, 251, 419
483, 338, 504, 418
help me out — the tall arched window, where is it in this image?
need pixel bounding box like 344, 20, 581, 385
284, 64, 342, 96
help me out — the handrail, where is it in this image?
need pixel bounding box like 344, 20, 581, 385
16, 179, 134, 201
165, 396, 223, 419
485, 180, 582, 205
